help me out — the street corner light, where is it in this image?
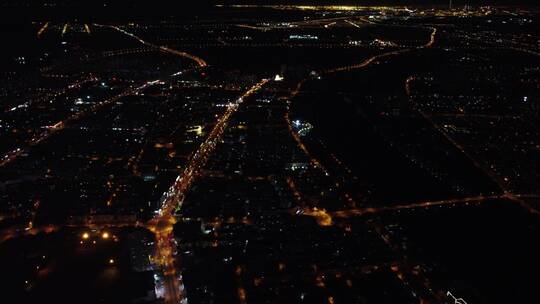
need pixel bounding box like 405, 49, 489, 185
82, 232, 90, 239
101, 232, 110, 239
109, 258, 115, 265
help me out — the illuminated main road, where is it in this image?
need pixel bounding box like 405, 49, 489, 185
283, 26, 437, 186
2, 77, 271, 303
147, 79, 269, 304
1, 24, 212, 303
324, 27, 436, 74
0, 80, 159, 168
2, 22, 210, 169
282, 24, 444, 303
93, 23, 208, 67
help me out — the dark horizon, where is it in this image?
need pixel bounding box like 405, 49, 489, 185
1, 0, 539, 20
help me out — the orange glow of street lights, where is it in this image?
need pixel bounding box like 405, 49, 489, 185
101, 232, 110, 239
82, 232, 90, 239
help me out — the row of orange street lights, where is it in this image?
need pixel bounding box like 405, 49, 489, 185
80, 231, 116, 242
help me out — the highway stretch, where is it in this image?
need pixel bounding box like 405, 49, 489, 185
147, 78, 269, 304
93, 23, 208, 67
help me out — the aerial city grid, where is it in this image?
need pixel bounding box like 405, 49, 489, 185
0, 1, 539, 304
